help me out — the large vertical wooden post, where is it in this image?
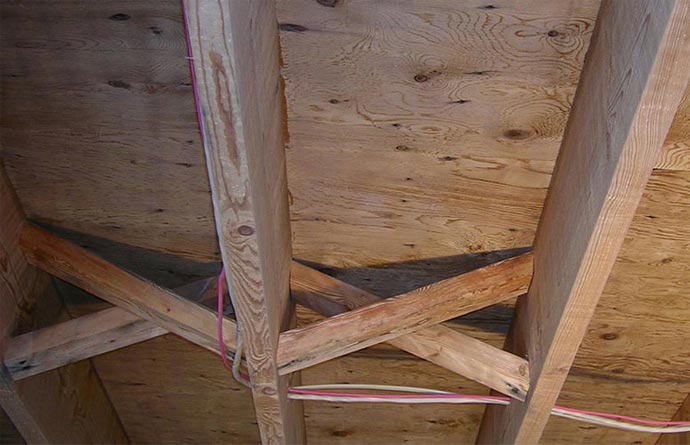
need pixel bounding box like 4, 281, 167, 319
476, 1, 690, 443
183, 1, 305, 443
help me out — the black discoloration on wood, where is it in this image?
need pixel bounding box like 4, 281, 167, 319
279, 23, 307, 32
108, 80, 130, 89
109, 13, 130, 21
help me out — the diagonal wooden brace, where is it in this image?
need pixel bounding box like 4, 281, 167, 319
290, 261, 530, 399
4, 278, 216, 380
17, 222, 532, 400
20, 223, 238, 358
278, 252, 533, 375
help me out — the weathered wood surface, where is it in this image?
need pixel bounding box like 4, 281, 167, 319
4, 1, 690, 444
36, 172, 690, 445
5, 258, 530, 400
477, 1, 690, 443
279, 253, 532, 374
291, 261, 529, 399
4, 278, 214, 380
0, 167, 128, 444
183, 0, 305, 442
5, 308, 162, 382
20, 224, 238, 358
4, 0, 690, 266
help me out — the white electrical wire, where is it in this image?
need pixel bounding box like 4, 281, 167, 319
295, 384, 452, 394
288, 384, 690, 434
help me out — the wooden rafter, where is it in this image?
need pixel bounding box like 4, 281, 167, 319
0, 167, 128, 444
183, 0, 305, 442
477, 1, 690, 443
278, 252, 532, 375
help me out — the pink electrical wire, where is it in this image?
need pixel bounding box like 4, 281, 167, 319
288, 388, 508, 401
552, 406, 690, 427
211, 263, 690, 429
287, 388, 690, 427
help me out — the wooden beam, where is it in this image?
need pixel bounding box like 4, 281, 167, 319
5, 278, 214, 380
290, 261, 530, 400
656, 393, 690, 445
278, 252, 533, 375
6, 307, 162, 382
20, 223, 238, 358
5, 258, 531, 401
183, 1, 305, 442
0, 167, 128, 444
476, 2, 690, 443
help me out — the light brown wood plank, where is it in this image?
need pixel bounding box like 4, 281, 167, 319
477, 1, 690, 443
183, 1, 305, 442
291, 261, 530, 400
20, 223, 238, 358
5, 308, 162, 382
3, 277, 213, 381
278, 252, 532, 374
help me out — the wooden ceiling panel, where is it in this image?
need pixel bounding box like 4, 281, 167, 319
278, 0, 599, 271
0, 0, 218, 260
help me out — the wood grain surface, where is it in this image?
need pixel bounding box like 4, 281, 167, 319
184, 1, 305, 442
291, 261, 530, 400
279, 253, 532, 374
3, 0, 690, 443
20, 224, 239, 359
478, 1, 690, 443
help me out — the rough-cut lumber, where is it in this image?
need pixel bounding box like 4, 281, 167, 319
477, 2, 690, 443
184, 1, 305, 442
5, 278, 214, 380
278, 252, 533, 374
6, 308, 161, 382
6, 258, 530, 400
0, 167, 128, 444
656, 392, 690, 445
290, 261, 530, 400
20, 223, 238, 357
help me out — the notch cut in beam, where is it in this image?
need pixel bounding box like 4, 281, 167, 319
477, 1, 690, 443
20, 223, 238, 358
278, 252, 533, 374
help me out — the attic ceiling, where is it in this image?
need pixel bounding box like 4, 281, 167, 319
2, 0, 690, 443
